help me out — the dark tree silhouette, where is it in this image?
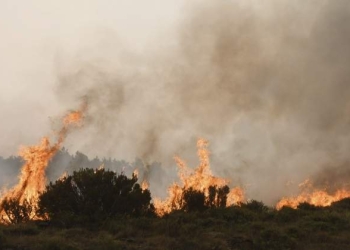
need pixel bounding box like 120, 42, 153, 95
179, 185, 231, 213
38, 168, 153, 225
207, 185, 230, 208
240, 200, 269, 213
182, 188, 206, 212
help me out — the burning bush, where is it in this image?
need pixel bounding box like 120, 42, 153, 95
0, 198, 35, 224
180, 185, 230, 213
37, 168, 154, 226
154, 139, 244, 216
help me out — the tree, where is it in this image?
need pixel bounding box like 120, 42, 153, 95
38, 168, 153, 225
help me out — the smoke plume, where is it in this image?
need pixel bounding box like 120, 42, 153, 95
3, 0, 349, 204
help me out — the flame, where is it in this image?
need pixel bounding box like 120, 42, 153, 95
132, 168, 150, 190
141, 180, 149, 191
276, 180, 350, 209
58, 171, 68, 181
133, 169, 139, 178
63, 111, 83, 126
154, 138, 244, 216
0, 103, 86, 222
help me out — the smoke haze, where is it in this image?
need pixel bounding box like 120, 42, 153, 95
1, 0, 350, 204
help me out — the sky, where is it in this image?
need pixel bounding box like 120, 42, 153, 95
0, 0, 186, 155
1, 0, 350, 204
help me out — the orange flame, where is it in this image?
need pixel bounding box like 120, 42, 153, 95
0, 103, 86, 222
276, 179, 350, 209
141, 180, 149, 191
154, 138, 244, 216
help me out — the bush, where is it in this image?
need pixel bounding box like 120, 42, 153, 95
207, 185, 230, 208
38, 168, 154, 226
331, 198, 350, 210
0, 198, 35, 224
240, 200, 269, 213
297, 202, 322, 211
178, 185, 231, 213
182, 188, 206, 212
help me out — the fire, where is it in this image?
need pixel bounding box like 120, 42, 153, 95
0, 103, 86, 222
58, 171, 68, 181
132, 168, 150, 190
154, 138, 244, 216
133, 169, 139, 178
276, 180, 350, 209
141, 180, 149, 191
63, 110, 84, 126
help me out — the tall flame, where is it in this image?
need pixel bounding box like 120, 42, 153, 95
276, 179, 350, 209
0, 103, 86, 221
154, 138, 244, 216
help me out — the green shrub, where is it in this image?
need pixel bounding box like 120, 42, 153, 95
38, 168, 154, 226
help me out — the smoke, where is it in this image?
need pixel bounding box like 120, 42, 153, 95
2, 0, 350, 204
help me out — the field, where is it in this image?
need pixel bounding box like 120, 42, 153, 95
2, 200, 350, 250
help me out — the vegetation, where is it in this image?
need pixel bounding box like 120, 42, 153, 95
0, 198, 35, 224
38, 168, 154, 226
1, 198, 350, 249
1, 168, 350, 249
181, 185, 230, 212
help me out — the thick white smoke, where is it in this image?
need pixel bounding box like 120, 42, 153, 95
2, 0, 350, 204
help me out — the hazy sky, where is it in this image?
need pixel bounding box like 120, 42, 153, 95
0, 0, 186, 155
1, 0, 350, 204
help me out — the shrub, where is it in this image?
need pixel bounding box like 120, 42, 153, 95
297, 202, 322, 211
331, 198, 350, 210
207, 185, 230, 208
182, 188, 206, 212
240, 200, 269, 213
38, 168, 153, 226
0, 198, 35, 224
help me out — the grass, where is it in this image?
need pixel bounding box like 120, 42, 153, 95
2, 203, 350, 250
